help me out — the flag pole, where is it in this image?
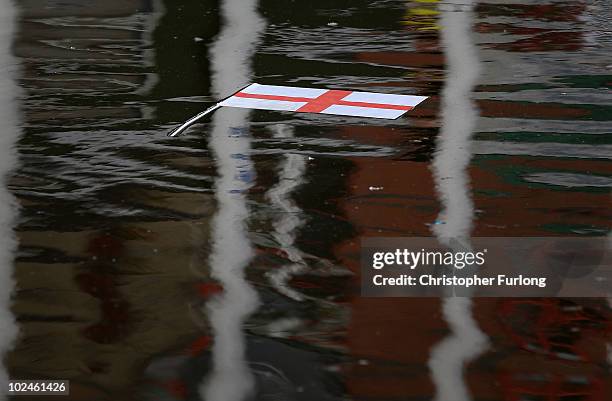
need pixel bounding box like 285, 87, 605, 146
166, 84, 250, 137
167, 103, 221, 137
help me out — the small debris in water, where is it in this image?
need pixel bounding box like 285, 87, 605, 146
325, 365, 341, 372
368, 186, 383, 191
358, 359, 369, 366
327, 22, 338, 27
194, 37, 204, 42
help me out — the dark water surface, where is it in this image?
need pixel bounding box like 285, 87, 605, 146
1, 0, 611, 400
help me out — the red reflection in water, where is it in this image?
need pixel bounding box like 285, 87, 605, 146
77, 233, 131, 344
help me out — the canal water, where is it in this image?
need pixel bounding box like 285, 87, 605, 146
0, 0, 610, 400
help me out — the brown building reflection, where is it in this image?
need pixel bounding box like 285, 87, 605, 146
335, 1, 611, 401
4, 0, 610, 400
9, 1, 220, 399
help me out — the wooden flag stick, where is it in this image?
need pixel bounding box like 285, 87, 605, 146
167, 103, 222, 137
167, 85, 250, 137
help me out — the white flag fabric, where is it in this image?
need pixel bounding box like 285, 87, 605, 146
219, 83, 428, 119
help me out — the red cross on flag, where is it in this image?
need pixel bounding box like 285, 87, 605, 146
220, 83, 428, 119
168, 83, 429, 136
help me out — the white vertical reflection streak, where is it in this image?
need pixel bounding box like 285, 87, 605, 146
0, 0, 20, 398
137, 0, 165, 96
428, 2, 488, 401
266, 124, 308, 301
201, 1, 265, 401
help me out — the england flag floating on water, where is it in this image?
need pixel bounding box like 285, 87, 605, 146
221, 83, 427, 119
168, 83, 428, 136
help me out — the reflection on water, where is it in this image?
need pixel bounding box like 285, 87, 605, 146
0, 0, 20, 397
429, 2, 487, 401
608, 230, 612, 368
3, 0, 611, 400
201, 0, 265, 400
431, 0, 480, 244
265, 124, 309, 302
